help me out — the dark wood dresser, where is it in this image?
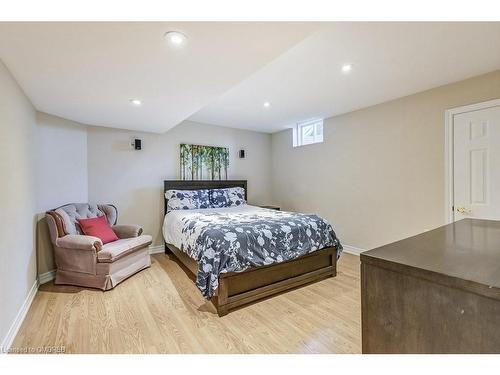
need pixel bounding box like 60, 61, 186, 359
361, 219, 500, 353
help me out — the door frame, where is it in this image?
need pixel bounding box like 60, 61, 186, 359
444, 98, 500, 224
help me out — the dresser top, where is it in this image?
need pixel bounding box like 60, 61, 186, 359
361, 219, 500, 296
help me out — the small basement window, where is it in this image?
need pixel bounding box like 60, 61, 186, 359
293, 119, 324, 147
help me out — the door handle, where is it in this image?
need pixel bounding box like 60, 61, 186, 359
456, 206, 472, 214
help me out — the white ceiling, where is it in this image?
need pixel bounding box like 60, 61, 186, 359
1, 22, 499, 134
190, 22, 500, 132
0, 22, 318, 133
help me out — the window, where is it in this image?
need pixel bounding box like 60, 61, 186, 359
293, 119, 324, 147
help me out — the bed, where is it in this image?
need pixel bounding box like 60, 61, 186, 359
163, 180, 342, 316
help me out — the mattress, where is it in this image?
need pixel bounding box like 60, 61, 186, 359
162, 205, 342, 298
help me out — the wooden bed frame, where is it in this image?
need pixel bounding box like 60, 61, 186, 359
164, 180, 338, 316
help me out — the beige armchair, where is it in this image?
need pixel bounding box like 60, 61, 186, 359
46, 203, 152, 290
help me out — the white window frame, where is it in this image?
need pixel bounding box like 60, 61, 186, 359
293, 119, 324, 147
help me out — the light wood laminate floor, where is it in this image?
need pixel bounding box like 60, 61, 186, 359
13, 253, 361, 353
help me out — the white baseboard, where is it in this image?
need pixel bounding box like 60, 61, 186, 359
1, 279, 38, 353
341, 244, 366, 256
149, 245, 165, 254
38, 270, 56, 285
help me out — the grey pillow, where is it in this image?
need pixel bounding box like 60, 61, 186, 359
209, 187, 246, 208
209, 188, 230, 208
227, 187, 246, 207
165, 189, 210, 212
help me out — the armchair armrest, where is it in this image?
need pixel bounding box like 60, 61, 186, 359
56, 235, 103, 252
112, 224, 143, 239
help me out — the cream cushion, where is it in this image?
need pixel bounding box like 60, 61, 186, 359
97, 235, 152, 263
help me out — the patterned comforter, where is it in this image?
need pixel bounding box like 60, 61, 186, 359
163, 205, 342, 298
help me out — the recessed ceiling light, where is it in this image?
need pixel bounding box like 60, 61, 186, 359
165, 31, 187, 46
341, 64, 353, 73
130, 99, 142, 106
263, 102, 271, 108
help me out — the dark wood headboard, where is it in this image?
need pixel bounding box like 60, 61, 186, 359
163, 180, 247, 216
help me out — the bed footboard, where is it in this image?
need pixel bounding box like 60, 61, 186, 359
215, 246, 337, 316
165, 244, 337, 317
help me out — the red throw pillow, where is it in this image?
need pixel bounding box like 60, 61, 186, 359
77, 215, 118, 244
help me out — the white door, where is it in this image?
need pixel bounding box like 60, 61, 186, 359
453, 105, 500, 221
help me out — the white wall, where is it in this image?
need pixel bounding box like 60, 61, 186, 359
35, 112, 88, 275
0, 59, 37, 348
87, 121, 273, 246
35, 112, 88, 211
271, 69, 500, 251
